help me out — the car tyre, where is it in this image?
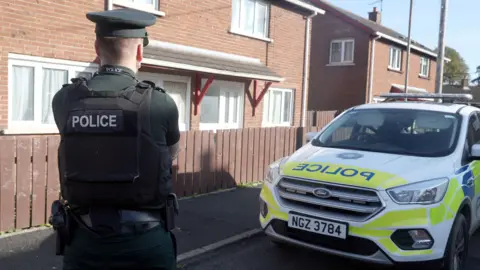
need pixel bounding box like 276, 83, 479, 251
439, 213, 469, 270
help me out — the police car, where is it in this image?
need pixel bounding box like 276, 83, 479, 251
259, 93, 480, 270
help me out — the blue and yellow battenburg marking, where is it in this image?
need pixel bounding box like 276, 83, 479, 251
282, 162, 406, 189
455, 161, 480, 198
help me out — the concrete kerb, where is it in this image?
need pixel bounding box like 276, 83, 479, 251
176, 228, 263, 263
177, 187, 238, 201
177, 183, 262, 202
0, 226, 52, 239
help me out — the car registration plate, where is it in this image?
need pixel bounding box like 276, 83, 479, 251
288, 212, 348, 239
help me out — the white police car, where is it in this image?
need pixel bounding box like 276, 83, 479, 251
259, 93, 480, 270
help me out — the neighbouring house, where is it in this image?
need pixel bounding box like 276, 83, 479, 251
0, 0, 325, 135
307, 1, 450, 111
443, 78, 480, 102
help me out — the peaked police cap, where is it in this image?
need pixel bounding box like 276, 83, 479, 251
86, 8, 156, 47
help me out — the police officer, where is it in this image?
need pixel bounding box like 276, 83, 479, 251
50, 8, 180, 270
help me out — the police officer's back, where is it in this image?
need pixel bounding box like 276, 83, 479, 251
50, 8, 180, 270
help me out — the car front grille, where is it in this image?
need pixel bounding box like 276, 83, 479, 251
276, 177, 384, 222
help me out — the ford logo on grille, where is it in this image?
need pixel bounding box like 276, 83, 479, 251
312, 188, 332, 199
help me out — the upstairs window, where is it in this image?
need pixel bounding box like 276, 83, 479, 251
420, 57, 430, 77
389, 47, 402, 71
112, 0, 164, 16
117, 0, 158, 9
329, 39, 354, 64
231, 0, 270, 39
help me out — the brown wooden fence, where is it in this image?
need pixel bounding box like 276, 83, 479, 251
0, 126, 324, 233
306, 110, 337, 127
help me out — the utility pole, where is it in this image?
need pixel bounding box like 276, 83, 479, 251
435, 0, 449, 93
404, 0, 414, 98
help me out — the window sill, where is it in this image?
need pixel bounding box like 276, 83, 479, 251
388, 67, 403, 74
3, 126, 59, 135
326, 62, 355, 67
228, 28, 273, 43
199, 124, 241, 131
418, 74, 430, 80
111, 1, 165, 17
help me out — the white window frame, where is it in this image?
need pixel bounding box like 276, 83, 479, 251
137, 72, 191, 132
199, 79, 244, 131
262, 88, 294, 127
111, 0, 165, 17
419, 57, 430, 77
6, 54, 99, 135
230, 0, 271, 42
329, 39, 355, 64
388, 46, 402, 71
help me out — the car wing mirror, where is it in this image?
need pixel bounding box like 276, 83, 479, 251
306, 132, 319, 143
471, 144, 480, 159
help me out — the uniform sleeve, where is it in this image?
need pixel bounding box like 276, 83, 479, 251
164, 93, 181, 146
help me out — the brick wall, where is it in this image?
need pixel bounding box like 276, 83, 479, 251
0, 0, 309, 130
307, 10, 371, 111
370, 39, 437, 98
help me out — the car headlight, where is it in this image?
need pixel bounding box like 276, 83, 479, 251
387, 178, 449, 205
265, 157, 288, 184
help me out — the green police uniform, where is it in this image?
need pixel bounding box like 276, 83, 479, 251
51, 9, 180, 270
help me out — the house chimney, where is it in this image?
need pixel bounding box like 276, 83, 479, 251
368, 7, 381, 24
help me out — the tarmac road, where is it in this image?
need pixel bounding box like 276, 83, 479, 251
180, 233, 480, 270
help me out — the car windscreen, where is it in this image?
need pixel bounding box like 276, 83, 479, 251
311, 108, 461, 157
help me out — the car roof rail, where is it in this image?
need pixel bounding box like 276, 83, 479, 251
376, 93, 473, 104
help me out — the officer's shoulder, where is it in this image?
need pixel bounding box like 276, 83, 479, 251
61, 77, 89, 91
53, 77, 87, 102
136, 80, 167, 96
136, 80, 176, 108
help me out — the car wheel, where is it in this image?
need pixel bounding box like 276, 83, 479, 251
440, 213, 469, 270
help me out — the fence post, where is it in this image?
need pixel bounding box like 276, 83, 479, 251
295, 127, 304, 150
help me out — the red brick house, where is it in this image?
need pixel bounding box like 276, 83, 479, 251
307, 1, 450, 111
0, 0, 324, 134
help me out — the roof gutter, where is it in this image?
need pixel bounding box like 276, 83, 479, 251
374, 31, 451, 62
285, 0, 326, 14
301, 11, 319, 127
367, 35, 381, 103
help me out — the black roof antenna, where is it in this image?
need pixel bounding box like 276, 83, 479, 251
370, 0, 384, 13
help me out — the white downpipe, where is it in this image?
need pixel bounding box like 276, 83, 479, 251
106, 0, 113, 10
301, 12, 318, 127
368, 36, 380, 103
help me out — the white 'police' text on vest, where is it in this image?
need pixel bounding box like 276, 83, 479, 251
72, 114, 117, 128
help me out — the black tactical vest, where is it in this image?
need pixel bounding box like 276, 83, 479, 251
57, 78, 171, 209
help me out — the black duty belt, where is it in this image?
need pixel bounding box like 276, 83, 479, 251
79, 209, 164, 234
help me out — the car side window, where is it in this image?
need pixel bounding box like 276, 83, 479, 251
462, 112, 480, 165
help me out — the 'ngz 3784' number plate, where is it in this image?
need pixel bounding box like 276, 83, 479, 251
288, 212, 348, 239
